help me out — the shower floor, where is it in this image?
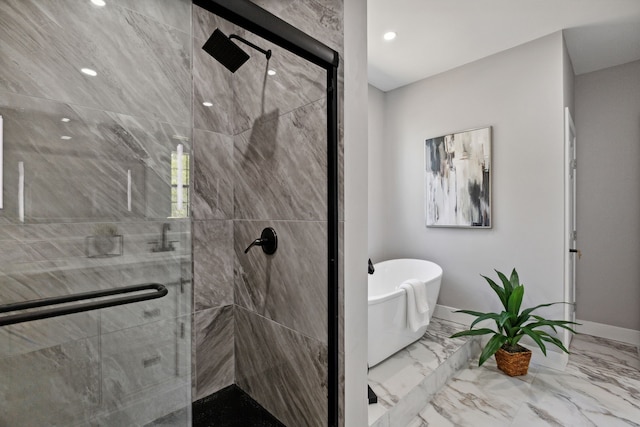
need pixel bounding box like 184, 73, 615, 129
192, 384, 285, 427
146, 384, 284, 427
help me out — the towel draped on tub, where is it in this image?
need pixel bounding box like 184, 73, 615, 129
399, 278, 430, 332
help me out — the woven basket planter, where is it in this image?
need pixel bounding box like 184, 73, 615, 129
495, 345, 532, 376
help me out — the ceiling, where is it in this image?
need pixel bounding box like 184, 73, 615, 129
368, 0, 640, 92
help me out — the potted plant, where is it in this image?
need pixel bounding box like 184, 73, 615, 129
450, 268, 578, 376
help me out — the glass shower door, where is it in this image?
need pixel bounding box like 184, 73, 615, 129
0, 0, 193, 425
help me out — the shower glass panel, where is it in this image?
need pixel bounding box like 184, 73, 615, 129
190, 4, 338, 425
0, 1, 192, 425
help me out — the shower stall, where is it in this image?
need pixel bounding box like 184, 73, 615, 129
0, 0, 343, 426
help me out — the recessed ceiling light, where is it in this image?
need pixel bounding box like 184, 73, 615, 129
81, 68, 97, 76
60, 136, 72, 140
90, 0, 106, 6
202, 101, 213, 107
267, 69, 276, 76
383, 31, 397, 41
61, 118, 70, 122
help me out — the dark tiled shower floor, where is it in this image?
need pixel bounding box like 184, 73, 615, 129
192, 385, 285, 427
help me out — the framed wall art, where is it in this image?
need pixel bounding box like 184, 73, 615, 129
425, 126, 491, 228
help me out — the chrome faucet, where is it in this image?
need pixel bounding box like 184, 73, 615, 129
150, 222, 175, 252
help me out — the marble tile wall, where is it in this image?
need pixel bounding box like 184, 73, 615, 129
226, 2, 344, 426
235, 306, 328, 427
189, 2, 344, 426
0, 0, 192, 425
190, 5, 236, 402
234, 220, 328, 343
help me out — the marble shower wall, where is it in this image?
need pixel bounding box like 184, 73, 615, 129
190, 2, 344, 426
0, 0, 192, 425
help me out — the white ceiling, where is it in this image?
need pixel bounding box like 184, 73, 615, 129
368, 0, 640, 92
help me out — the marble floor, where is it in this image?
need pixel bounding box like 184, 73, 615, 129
406, 333, 640, 426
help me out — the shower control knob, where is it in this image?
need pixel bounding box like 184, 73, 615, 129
244, 227, 277, 255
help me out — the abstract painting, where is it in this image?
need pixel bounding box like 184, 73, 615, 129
425, 127, 491, 228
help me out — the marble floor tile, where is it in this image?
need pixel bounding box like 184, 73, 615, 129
405, 333, 640, 427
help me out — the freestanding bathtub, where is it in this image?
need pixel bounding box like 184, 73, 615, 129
368, 259, 443, 367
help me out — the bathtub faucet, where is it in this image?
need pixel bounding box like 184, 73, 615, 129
368, 258, 375, 275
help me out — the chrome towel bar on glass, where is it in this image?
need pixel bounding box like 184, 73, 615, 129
0, 283, 168, 327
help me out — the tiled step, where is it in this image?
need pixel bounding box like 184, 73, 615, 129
367, 318, 481, 427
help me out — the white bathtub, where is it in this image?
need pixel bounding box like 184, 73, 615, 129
368, 259, 443, 367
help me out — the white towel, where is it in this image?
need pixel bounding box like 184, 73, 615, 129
400, 279, 430, 332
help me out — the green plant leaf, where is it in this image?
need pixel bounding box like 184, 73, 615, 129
478, 334, 508, 366
521, 327, 547, 355
540, 334, 570, 354
497, 311, 514, 328
450, 328, 496, 339
482, 275, 507, 309
509, 268, 520, 289
496, 270, 513, 300
454, 309, 491, 318
507, 285, 525, 316
516, 302, 563, 325
525, 319, 579, 335
469, 312, 504, 330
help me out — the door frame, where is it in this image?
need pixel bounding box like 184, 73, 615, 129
564, 106, 577, 347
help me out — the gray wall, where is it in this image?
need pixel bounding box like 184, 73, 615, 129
574, 59, 640, 330
368, 85, 386, 263
368, 32, 570, 321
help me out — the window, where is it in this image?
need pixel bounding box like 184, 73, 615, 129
170, 150, 189, 218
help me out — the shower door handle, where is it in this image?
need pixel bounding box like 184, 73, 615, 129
244, 227, 277, 255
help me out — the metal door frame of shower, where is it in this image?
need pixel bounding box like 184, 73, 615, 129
192, 1, 341, 426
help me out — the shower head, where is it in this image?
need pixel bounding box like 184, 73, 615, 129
203, 29, 250, 73
202, 28, 272, 73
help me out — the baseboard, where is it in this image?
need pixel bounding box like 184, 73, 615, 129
576, 319, 640, 346
433, 304, 470, 326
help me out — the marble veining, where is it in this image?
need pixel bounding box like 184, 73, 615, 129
233, 98, 327, 221
0, 90, 191, 222
192, 129, 234, 220
192, 38, 235, 136
0, 337, 101, 427
0, 0, 191, 126
113, 0, 191, 33
193, 220, 234, 310
368, 318, 482, 427
234, 220, 328, 343
235, 306, 327, 427
407, 333, 640, 426
194, 305, 234, 400
231, 41, 326, 135
101, 315, 190, 406
251, 0, 344, 56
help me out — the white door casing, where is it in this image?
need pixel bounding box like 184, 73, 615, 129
564, 106, 577, 348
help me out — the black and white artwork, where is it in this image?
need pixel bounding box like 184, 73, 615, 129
425, 127, 491, 228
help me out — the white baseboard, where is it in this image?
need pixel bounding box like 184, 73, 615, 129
576, 319, 640, 346
433, 304, 471, 326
